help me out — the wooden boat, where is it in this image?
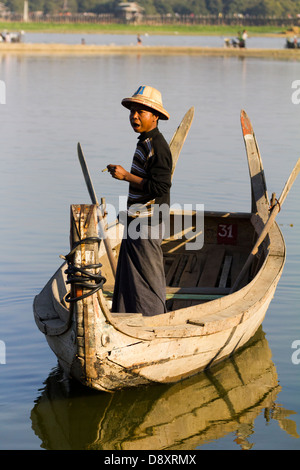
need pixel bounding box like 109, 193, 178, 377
34, 110, 294, 392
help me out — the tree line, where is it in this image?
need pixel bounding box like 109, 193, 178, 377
3, 0, 300, 17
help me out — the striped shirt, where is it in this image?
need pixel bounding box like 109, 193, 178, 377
127, 127, 172, 218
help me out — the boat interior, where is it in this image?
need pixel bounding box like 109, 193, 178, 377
100, 210, 266, 311
163, 212, 259, 310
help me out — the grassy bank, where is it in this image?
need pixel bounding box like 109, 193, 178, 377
0, 21, 290, 36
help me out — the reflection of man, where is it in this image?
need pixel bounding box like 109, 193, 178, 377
106, 85, 172, 316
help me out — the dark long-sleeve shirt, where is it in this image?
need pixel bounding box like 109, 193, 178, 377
127, 127, 172, 217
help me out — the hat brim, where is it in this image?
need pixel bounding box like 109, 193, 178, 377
121, 97, 170, 120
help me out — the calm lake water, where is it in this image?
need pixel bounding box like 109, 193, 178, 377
0, 33, 299, 450
24, 31, 288, 49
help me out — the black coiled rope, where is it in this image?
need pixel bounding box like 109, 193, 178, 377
61, 237, 106, 303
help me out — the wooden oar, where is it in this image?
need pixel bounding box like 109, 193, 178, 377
77, 142, 99, 205
231, 158, 300, 293
77, 142, 117, 278
170, 106, 194, 179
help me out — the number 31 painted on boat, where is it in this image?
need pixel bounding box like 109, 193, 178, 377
217, 223, 238, 245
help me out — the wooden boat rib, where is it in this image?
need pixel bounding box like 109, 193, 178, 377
33, 111, 286, 392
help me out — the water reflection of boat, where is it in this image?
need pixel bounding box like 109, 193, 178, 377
30, 328, 298, 450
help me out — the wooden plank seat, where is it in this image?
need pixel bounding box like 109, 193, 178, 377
102, 246, 251, 311
165, 246, 233, 310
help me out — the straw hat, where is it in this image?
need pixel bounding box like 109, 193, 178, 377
121, 85, 170, 120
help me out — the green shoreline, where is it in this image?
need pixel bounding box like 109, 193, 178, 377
0, 21, 293, 36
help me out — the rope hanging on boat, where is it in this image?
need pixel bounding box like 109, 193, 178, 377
269, 193, 281, 213
269, 198, 281, 212
60, 237, 106, 303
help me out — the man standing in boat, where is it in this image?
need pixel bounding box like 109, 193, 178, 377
106, 85, 172, 316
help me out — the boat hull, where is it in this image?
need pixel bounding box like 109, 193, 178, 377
33, 207, 285, 392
